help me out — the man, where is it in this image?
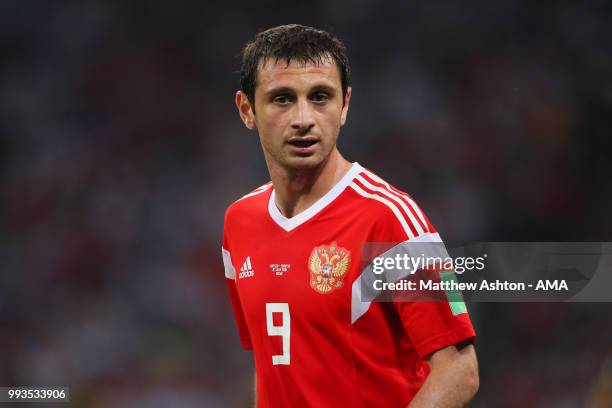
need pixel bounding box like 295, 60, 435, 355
222, 24, 478, 407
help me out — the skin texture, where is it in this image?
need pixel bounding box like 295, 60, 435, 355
235, 55, 479, 408
408, 344, 479, 408
235, 56, 352, 218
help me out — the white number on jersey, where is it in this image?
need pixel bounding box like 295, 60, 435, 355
266, 303, 290, 365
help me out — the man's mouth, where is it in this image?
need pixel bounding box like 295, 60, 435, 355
288, 138, 318, 148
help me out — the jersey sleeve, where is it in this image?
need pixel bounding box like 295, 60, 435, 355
373, 203, 476, 360
222, 228, 253, 350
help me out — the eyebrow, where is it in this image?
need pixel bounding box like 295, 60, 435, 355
310, 84, 336, 93
265, 86, 294, 96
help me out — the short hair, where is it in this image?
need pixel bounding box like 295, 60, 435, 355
239, 24, 350, 109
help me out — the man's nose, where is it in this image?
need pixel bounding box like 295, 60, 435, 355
291, 99, 315, 134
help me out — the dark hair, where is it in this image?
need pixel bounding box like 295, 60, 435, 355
239, 24, 350, 109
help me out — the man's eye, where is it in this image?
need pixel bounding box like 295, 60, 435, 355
311, 92, 329, 102
273, 95, 291, 104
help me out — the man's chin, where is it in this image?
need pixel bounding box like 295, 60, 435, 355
282, 155, 326, 172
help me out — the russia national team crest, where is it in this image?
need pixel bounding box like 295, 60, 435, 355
308, 242, 351, 294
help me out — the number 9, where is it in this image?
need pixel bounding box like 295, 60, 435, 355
266, 303, 290, 365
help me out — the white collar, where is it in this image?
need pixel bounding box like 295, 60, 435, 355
268, 162, 363, 232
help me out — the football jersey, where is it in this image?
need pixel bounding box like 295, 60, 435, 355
222, 162, 475, 408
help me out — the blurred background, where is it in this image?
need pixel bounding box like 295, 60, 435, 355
1, 0, 611, 406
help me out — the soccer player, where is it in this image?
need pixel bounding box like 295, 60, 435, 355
222, 24, 478, 407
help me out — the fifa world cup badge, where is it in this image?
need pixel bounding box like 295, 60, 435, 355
308, 242, 351, 294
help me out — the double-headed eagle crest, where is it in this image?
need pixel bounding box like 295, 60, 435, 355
308, 242, 351, 294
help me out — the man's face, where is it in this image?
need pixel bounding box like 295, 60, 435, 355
236, 56, 351, 171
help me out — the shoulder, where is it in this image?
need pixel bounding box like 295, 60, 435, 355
224, 181, 273, 225
348, 166, 437, 240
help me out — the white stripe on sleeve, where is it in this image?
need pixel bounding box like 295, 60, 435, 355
222, 247, 236, 280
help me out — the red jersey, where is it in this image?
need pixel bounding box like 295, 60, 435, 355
222, 163, 475, 407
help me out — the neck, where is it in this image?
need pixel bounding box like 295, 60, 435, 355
268, 150, 352, 218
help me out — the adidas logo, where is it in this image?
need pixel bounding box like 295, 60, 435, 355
239, 256, 255, 279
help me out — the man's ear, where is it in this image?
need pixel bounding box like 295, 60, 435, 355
340, 86, 352, 126
235, 91, 257, 130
